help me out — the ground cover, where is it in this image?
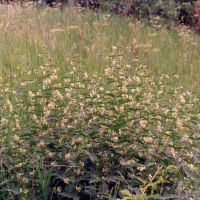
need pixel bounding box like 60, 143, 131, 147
0, 5, 199, 200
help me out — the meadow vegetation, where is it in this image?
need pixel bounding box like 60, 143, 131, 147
0, 4, 200, 200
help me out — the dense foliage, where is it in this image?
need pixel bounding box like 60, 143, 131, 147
103, 0, 196, 24
0, 0, 199, 28
0, 46, 199, 199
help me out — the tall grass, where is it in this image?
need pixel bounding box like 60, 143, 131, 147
0, 4, 200, 95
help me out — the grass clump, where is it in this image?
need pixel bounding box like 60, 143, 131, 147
0, 46, 199, 199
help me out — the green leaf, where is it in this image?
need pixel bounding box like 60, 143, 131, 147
120, 189, 132, 197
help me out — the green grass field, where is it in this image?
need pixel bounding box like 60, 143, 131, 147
0, 4, 200, 95
0, 4, 199, 200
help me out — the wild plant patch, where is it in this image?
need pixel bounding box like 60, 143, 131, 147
0, 47, 199, 199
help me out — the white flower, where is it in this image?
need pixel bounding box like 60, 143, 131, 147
43, 78, 51, 88
32, 114, 38, 122
99, 87, 104, 92
47, 102, 55, 110
105, 68, 112, 76
112, 136, 118, 142
139, 120, 148, 129
13, 134, 20, 142
52, 90, 63, 100
65, 153, 71, 159
179, 95, 185, 104
143, 136, 153, 143
65, 88, 72, 98
28, 91, 35, 100
50, 73, 58, 81
176, 119, 184, 130
1, 117, 8, 125
112, 46, 117, 51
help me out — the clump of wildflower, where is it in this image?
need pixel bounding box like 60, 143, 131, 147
52, 90, 63, 100
139, 120, 148, 129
